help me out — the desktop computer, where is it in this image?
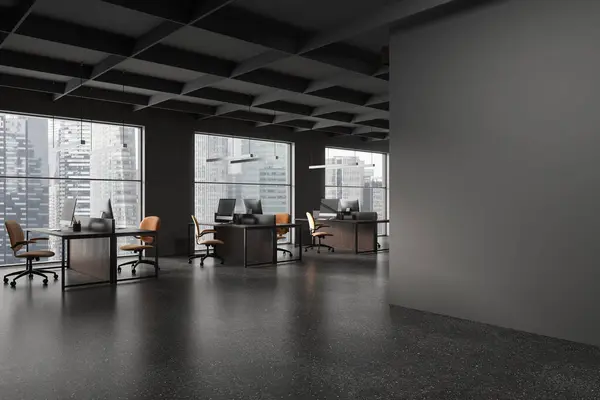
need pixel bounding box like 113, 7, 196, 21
215, 199, 236, 223
339, 199, 360, 214
100, 198, 114, 219
320, 199, 340, 219
243, 199, 263, 215
57, 197, 77, 230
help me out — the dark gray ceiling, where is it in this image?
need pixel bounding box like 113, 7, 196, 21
0, 0, 480, 141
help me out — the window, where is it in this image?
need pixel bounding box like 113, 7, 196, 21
194, 134, 292, 231
324, 147, 388, 234
0, 112, 143, 265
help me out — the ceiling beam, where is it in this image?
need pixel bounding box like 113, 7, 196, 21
53, 0, 237, 100
3, 10, 386, 113
0, 0, 38, 49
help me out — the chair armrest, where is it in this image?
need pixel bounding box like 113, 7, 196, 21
29, 237, 49, 242
11, 240, 35, 248
314, 224, 330, 231
199, 229, 217, 237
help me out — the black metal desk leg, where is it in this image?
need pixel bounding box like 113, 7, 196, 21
154, 233, 159, 278
299, 225, 302, 262
61, 238, 66, 292
244, 228, 248, 268
26, 231, 30, 251
109, 236, 117, 285
355, 224, 359, 254
272, 227, 277, 265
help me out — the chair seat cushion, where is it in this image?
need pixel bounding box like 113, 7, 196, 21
199, 239, 224, 246
17, 250, 55, 258
277, 235, 287, 240
120, 244, 154, 251
312, 232, 332, 237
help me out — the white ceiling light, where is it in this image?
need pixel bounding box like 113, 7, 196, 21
309, 163, 375, 170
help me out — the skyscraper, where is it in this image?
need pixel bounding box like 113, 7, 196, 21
0, 114, 49, 264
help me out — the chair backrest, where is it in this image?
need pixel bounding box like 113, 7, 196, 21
306, 212, 316, 232
276, 213, 290, 235
191, 215, 202, 238
139, 216, 161, 244
4, 220, 25, 254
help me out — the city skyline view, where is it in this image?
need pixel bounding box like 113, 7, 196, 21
194, 134, 291, 230
0, 112, 142, 265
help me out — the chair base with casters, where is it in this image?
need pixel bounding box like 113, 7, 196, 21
118, 248, 158, 275
304, 235, 335, 254
189, 240, 224, 266
277, 235, 293, 257
3, 252, 58, 288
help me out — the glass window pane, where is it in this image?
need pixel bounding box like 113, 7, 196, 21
195, 134, 290, 184
325, 147, 388, 235
0, 112, 143, 266
195, 183, 290, 222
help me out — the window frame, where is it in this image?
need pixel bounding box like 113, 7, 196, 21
193, 132, 294, 235
324, 146, 389, 236
0, 110, 145, 267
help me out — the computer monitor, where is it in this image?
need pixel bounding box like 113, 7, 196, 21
340, 199, 360, 214
100, 198, 114, 219
215, 199, 236, 222
243, 199, 263, 215
60, 198, 77, 227
320, 199, 340, 217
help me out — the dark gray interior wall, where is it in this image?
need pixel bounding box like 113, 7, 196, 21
389, 0, 600, 346
0, 87, 387, 256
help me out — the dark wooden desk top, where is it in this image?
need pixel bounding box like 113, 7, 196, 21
28, 227, 156, 239
296, 218, 389, 224
192, 222, 300, 229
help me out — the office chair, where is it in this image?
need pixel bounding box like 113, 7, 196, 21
304, 212, 334, 254
3, 221, 58, 288
118, 216, 160, 274
275, 213, 293, 257
189, 215, 224, 266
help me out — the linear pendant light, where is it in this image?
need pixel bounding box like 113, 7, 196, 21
309, 162, 376, 170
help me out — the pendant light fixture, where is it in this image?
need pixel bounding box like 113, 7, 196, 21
229, 138, 259, 164
79, 63, 85, 145
309, 148, 375, 170
121, 72, 127, 148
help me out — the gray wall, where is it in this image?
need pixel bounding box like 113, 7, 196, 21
389, 0, 600, 346
0, 87, 387, 256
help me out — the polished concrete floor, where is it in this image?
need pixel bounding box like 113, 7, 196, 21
0, 252, 599, 399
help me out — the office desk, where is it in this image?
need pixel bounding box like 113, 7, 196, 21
297, 218, 389, 254
189, 222, 302, 267
27, 227, 158, 290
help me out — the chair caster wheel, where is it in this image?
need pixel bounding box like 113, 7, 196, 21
29, 274, 34, 279
10, 281, 16, 288
36, 257, 40, 261
332, 249, 335, 253
43, 279, 48, 286
131, 269, 136, 275
54, 275, 59, 280
3, 278, 8, 284
117, 267, 121, 273
188, 260, 192, 264
200, 262, 204, 266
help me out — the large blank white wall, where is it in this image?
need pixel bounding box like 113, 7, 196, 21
389, 0, 600, 346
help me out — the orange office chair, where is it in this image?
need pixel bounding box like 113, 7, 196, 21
275, 213, 293, 257
118, 216, 160, 274
189, 215, 224, 266
304, 212, 334, 253
4, 221, 58, 288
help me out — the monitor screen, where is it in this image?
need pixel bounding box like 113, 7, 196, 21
100, 198, 114, 219
340, 199, 360, 213
60, 198, 77, 227
217, 199, 236, 216
320, 199, 340, 215
243, 199, 263, 215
